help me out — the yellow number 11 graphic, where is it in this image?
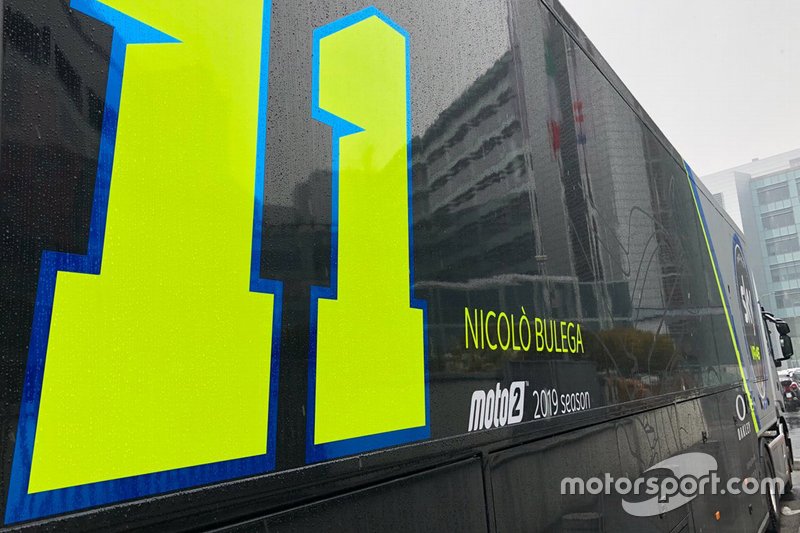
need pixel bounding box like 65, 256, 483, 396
308, 8, 429, 461
6, 1, 427, 524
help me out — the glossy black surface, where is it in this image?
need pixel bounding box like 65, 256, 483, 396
222, 459, 488, 533
489, 387, 763, 532
260, 0, 739, 454
0, 0, 764, 530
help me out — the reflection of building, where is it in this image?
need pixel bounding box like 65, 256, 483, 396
3, 4, 107, 153
412, 52, 535, 284
409, 5, 707, 388
702, 149, 800, 340
1, 4, 111, 251
1, 4, 113, 406
262, 174, 333, 286
412, 20, 670, 322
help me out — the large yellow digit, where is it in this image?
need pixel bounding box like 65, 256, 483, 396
26, 0, 277, 493
309, 9, 428, 459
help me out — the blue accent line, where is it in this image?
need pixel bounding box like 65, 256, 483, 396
70, 0, 179, 45
306, 6, 430, 464
685, 163, 761, 425
5, 0, 281, 523
251, 0, 284, 486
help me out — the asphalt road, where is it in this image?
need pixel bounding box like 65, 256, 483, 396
780, 411, 800, 531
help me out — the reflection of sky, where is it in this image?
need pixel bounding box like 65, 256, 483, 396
560, 0, 800, 176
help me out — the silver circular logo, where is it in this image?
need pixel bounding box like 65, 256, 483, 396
735, 394, 747, 422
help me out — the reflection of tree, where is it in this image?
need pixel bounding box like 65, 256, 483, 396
581, 327, 705, 401
432, 341, 528, 373
584, 327, 677, 374
433, 346, 511, 374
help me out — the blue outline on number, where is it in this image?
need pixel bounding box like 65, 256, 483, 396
685, 163, 760, 425
306, 6, 430, 463
5, 0, 282, 524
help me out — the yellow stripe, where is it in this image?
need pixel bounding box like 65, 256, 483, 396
684, 163, 759, 431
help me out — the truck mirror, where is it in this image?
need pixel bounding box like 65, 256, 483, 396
780, 334, 794, 360
777, 321, 791, 336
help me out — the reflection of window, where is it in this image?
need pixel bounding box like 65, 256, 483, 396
86, 88, 103, 131
55, 44, 83, 112
766, 234, 800, 256
762, 208, 795, 230
771, 260, 800, 282
712, 192, 725, 209
4, 9, 51, 65
776, 288, 800, 309
757, 182, 789, 205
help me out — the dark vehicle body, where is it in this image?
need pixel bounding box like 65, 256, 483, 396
0, 0, 793, 531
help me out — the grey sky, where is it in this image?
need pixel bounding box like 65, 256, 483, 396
559, 0, 800, 176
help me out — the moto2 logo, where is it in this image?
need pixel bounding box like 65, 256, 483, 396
467, 382, 525, 431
